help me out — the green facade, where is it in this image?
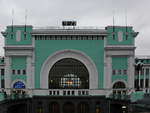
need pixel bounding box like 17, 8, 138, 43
1, 25, 139, 91
35, 39, 104, 88
5, 26, 32, 45
106, 26, 134, 45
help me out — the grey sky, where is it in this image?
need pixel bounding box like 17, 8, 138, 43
0, 0, 150, 56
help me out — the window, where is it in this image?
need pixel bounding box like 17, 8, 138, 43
13, 81, 25, 88
118, 70, 122, 75
112, 70, 116, 75
17, 70, 21, 75
12, 70, 15, 75
22, 70, 26, 75
123, 70, 127, 75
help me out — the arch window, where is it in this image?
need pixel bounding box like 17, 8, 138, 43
13, 81, 25, 89
49, 58, 89, 89
113, 81, 126, 94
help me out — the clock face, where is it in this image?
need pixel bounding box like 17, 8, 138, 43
118, 31, 123, 42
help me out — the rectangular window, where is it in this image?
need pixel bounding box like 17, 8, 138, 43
12, 70, 15, 75
118, 70, 122, 75
112, 70, 116, 75
22, 70, 25, 75
17, 70, 21, 75
123, 70, 127, 75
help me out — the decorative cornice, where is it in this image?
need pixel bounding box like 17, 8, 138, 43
31, 29, 107, 36
4, 45, 34, 50
105, 45, 136, 51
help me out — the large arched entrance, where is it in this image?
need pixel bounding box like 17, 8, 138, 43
49, 58, 89, 89
40, 50, 98, 89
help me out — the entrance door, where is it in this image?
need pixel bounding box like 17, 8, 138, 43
63, 102, 75, 113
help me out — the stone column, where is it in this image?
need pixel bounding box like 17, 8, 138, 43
4, 56, 11, 89
128, 56, 135, 89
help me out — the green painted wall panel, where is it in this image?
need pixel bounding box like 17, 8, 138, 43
12, 56, 26, 69
11, 75, 26, 81
112, 57, 128, 69
112, 75, 128, 82
35, 39, 104, 89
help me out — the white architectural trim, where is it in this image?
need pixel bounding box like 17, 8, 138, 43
104, 56, 112, 89
26, 56, 32, 89
128, 56, 135, 88
5, 50, 33, 56
40, 49, 98, 89
11, 79, 26, 88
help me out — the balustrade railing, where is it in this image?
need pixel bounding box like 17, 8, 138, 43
0, 88, 149, 101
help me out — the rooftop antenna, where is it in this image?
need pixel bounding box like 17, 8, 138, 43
112, 10, 115, 40
11, 9, 14, 39
24, 9, 27, 39
125, 9, 128, 40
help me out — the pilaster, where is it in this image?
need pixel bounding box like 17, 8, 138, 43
128, 56, 135, 88
105, 56, 112, 89
4, 56, 11, 88
27, 56, 32, 89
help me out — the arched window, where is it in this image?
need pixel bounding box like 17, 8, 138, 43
13, 81, 25, 89
113, 81, 126, 95
113, 81, 126, 89
49, 58, 89, 89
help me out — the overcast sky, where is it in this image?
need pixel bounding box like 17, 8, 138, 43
0, 0, 150, 56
